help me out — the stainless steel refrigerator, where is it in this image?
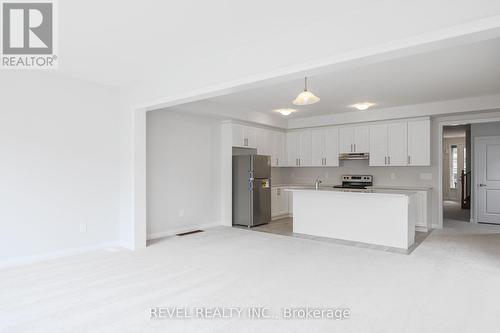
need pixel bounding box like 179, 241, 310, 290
232, 155, 271, 227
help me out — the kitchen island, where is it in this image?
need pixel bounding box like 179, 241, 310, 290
285, 188, 417, 250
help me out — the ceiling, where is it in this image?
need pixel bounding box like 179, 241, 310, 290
53, 1, 500, 93
199, 38, 500, 119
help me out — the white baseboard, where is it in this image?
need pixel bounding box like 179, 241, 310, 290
0, 240, 124, 269
147, 221, 222, 240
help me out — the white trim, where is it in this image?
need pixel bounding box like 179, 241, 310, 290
147, 222, 221, 241
437, 116, 500, 228
0, 241, 125, 269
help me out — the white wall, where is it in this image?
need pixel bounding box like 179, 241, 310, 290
0, 72, 121, 264
146, 110, 221, 239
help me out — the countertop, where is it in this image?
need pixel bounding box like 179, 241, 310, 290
284, 187, 417, 197
273, 184, 432, 191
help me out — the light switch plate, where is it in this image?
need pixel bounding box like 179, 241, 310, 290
390, 173, 396, 180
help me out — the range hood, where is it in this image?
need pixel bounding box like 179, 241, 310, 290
339, 153, 370, 160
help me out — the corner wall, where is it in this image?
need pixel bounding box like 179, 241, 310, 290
0, 72, 122, 265
146, 110, 222, 239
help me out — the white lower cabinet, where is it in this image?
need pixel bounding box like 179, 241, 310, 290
271, 187, 291, 218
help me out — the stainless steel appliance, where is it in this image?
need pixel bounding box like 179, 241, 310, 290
339, 152, 369, 160
333, 175, 373, 189
232, 155, 271, 227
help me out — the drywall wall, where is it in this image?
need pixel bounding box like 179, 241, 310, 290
146, 110, 221, 239
0, 72, 121, 265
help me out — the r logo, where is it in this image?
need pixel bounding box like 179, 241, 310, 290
2, 2, 53, 54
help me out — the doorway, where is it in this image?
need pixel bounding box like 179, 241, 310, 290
442, 125, 471, 222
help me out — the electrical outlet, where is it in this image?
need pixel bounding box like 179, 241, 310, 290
390, 173, 396, 180
179, 209, 184, 218
79, 223, 87, 233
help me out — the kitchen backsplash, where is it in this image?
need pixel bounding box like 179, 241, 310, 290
272, 160, 435, 187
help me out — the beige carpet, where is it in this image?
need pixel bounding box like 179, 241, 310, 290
1, 220, 500, 332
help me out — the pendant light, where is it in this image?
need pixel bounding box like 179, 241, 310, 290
293, 77, 320, 106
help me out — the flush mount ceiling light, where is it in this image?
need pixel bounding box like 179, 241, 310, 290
293, 77, 320, 106
351, 102, 375, 111
274, 108, 297, 116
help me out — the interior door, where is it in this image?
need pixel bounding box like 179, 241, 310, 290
476, 136, 500, 224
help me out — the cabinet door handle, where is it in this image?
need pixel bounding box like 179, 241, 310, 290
385, 156, 387, 165
354, 144, 356, 152
407, 155, 410, 165
299, 158, 301, 166
276, 158, 279, 166
350, 144, 353, 152
388, 156, 391, 165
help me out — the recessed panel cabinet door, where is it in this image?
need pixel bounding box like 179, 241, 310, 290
339, 127, 354, 153
311, 129, 325, 166
387, 122, 408, 166
324, 127, 339, 166
354, 126, 370, 153
232, 124, 245, 147
407, 120, 430, 166
369, 124, 388, 166
298, 130, 312, 166
271, 131, 286, 167
286, 132, 299, 166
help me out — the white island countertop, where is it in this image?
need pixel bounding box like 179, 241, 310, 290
288, 187, 418, 250
285, 187, 417, 198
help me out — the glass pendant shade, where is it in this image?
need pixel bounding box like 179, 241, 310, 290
293, 77, 320, 106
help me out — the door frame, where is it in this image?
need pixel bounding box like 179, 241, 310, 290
438, 115, 500, 228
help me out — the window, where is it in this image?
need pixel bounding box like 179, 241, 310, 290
450, 145, 458, 189
463, 146, 467, 172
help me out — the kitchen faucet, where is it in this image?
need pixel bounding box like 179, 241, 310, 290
314, 177, 322, 190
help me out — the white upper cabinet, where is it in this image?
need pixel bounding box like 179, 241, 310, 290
256, 128, 272, 156
339, 126, 369, 153
286, 130, 311, 166
354, 126, 370, 153
271, 131, 286, 167
286, 131, 300, 166
370, 122, 407, 166
407, 119, 430, 166
339, 127, 354, 153
311, 127, 339, 166
232, 124, 256, 148
369, 124, 388, 166
387, 122, 408, 166
298, 130, 312, 166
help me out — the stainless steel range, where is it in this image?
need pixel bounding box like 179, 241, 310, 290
333, 175, 373, 189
